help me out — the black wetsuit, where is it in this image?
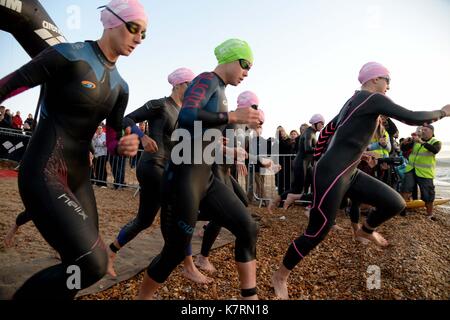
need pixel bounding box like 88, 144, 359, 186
146, 72, 258, 284
282, 90, 446, 270
0, 41, 128, 299
200, 123, 250, 258
114, 97, 180, 247
280, 126, 317, 201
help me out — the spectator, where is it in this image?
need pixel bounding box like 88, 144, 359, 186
92, 125, 108, 187
12, 111, 23, 130
380, 115, 398, 155
0, 105, 12, 128
274, 126, 292, 195
289, 130, 299, 154
299, 123, 309, 136
400, 124, 442, 219
24, 113, 34, 131
248, 123, 268, 202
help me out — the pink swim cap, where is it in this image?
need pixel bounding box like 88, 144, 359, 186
309, 114, 325, 125
237, 91, 259, 108
101, 0, 148, 29
168, 68, 195, 86
358, 62, 390, 85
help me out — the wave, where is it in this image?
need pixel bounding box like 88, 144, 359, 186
436, 159, 450, 168
435, 180, 450, 187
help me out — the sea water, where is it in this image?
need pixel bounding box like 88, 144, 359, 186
435, 141, 450, 208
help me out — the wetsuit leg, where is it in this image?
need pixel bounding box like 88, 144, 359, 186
199, 177, 257, 263
116, 161, 164, 247
348, 198, 361, 224
303, 164, 313, 194
14, 175, 107, 299
16, 210, 32, 227
282, 165, 354, 270
230, 175, 249, 207
146, 165, 208, 283
346, 170, 405, 228
280, 157, 306, 201
14, 133, 107, 300
200, 172, 249, 258
200, 221, 222, 257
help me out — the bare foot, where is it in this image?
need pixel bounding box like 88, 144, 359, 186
195, 255, 217, 274
107, 247, 118, 277
4, 224, 19, 248
351, 224, 369, 244
197, 223, 208, 238
268, 196, 281, 214
283, 193, 297, 210
182, 266, 213, 284
303, 208, 310, 219
355, 228, 389, 247
331, 224, 344, 232
271, 269, 289, 300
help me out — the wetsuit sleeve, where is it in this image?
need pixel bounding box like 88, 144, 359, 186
304, 129, 315, 154
122, 100, 162, 138
313, 115, 338, 161
370, 94, 446, 126
423, 141, 441, 154
179, 74, 229, 128
0, 46, 68, 104
106, 87, 129, 155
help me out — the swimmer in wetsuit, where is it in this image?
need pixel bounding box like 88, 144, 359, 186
195, 91, 270, 274
1, 0, 66, 248
268, 114, 325, 211
272, 61, 450, 299
107, 68, 212, 284
137, 39, 262, 300
0, 0, 147, 299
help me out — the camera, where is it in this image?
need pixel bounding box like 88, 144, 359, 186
377, 157, 403, 166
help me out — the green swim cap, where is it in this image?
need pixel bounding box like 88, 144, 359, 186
214, 39, 254, 65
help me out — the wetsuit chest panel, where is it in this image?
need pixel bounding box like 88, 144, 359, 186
43, 42, 127, 139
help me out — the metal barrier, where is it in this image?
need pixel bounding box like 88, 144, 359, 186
1, 128, 300, 202
89, 150, 143, 191
0, 127, 142, 191
235, 154, 297, 207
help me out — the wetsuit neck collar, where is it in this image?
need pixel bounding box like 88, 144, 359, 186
212, 72, 226, 86
88, 40, 116, 67
166, 96, 181, 109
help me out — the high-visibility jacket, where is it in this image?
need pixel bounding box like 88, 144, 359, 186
369, 131, 390, 158
405, 137, 439, 179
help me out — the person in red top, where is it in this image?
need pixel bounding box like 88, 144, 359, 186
12, 111, 23, 130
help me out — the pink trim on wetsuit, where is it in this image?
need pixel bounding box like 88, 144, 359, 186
305, 158, 361, 238
75, 236, 101, 262
305, 94, 377, 238
338, 93, 377, 128
0, 73, 30, 104
292, 241, 305, 259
